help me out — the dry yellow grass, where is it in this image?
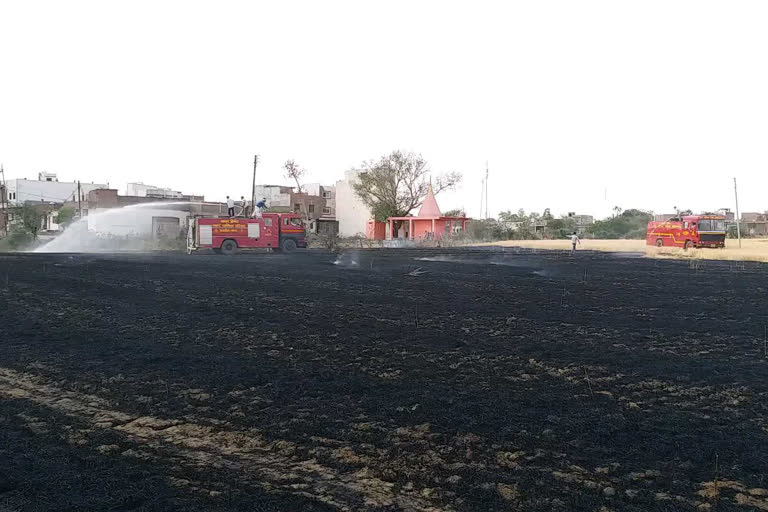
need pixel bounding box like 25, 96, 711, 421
488, 238, 768, 263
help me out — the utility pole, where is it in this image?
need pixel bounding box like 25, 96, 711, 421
485, 162, 489, 220
479, 178, 484, 219
251, 154, 259, 216
77, 181, 82, 218
0, 164, 7, 236
733, 177, 742, 248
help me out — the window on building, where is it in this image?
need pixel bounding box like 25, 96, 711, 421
308, 204, 315, 214
322, 191, 332, 199
294, 204, 301, 212
322, 207, 331, 215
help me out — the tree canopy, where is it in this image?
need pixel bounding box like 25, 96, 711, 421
283, 160, 306, 193
587, 208, 652, 239
55, 206, 76, 227
352, 150, 461, 221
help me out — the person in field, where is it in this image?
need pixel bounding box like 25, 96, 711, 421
226, 196, 235, 217
571, 232, 581, 255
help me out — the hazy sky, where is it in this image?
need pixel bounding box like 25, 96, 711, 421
1, 1, 766, 218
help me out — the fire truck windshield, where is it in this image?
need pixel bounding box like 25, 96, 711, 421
697, 219, 725, 232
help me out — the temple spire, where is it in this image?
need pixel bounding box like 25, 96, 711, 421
418, 182, 441, 217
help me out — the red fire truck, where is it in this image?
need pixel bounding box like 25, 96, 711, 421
186, 213, 307, 254
646, 214, 726, 249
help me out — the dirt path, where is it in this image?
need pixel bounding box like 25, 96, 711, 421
489, 238, 768, 262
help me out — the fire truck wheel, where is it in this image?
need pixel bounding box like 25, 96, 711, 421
656, 239, 663, 247
684, 240, 693, 250
281, 239, 297, 252
220, 240, 238, 255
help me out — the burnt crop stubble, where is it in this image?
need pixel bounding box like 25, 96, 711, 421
1, 249, 767, 511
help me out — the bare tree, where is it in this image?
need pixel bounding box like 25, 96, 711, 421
352, 150, 461, 221
283, 160, 306, 193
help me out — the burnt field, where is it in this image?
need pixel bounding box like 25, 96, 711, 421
2, 248, 768, 511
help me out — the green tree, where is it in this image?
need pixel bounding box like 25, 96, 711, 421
5, 205, 43, 249
588, 208, 652, 239
443, 208, 464, 217
55, 206, 76, 227
19, 206, 43, 239
352, 150, 462, 221
498, 210, 525, 222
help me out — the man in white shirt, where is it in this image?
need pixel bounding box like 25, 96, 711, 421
226, 196, 235, 217
570, 232, 581, 255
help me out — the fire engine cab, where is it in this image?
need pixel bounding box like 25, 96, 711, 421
187, 213, 307, 254
646, 214, 726, 249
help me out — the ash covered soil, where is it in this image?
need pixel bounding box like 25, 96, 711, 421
1, 248, 768, 511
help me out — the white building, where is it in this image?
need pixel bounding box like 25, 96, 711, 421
335, 169, 371, 237
126, 182, 184, 199
254, 185, 293, 208
5, 173, 108, 205
87, 206, 188, 237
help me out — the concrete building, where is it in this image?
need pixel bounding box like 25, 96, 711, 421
740, 212, 763, 223
566, 213, 594, 234
254, 183, 337, 234
740, 212, 768, 236
126, 182, 192, 199
335, 170, 371, 237
72, 189, 226, 239
717, 208, 736, 222
654, 213, 678, 222
5, 173, 108, 206
254, 185, 293, 210
303, 183, 336, 218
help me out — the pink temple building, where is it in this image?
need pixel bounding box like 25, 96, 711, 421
366, 185, 470, 241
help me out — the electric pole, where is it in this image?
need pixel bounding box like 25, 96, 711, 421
733, 177, 741, 248
77, 181, 82, 218
251, 154, 259, 216
0, 164, 7, 236
485, 162, 489, 220
479, 178, 484, 219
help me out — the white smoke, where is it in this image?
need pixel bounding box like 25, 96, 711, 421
333, 251, 359, 267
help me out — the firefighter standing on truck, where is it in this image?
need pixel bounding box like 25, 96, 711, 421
254, 197, 267, 217
226, 196, 235, 217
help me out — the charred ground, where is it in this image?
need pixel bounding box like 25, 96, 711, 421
1, 248, 768, 511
